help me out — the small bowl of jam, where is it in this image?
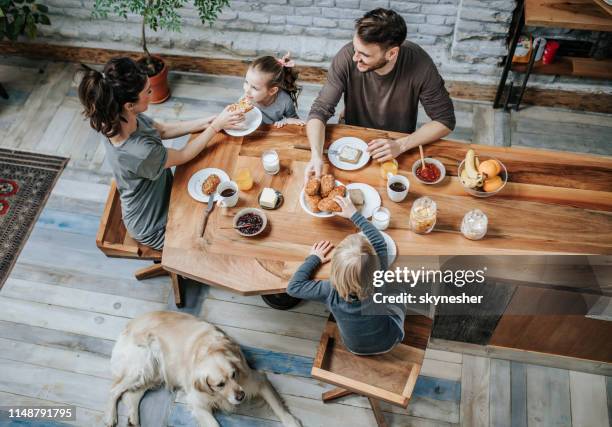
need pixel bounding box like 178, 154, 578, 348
233, 208, 267, 237
412, 158, 446, 185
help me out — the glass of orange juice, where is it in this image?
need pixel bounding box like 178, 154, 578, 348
234, 168, 253, 191
380, 159, 398, 179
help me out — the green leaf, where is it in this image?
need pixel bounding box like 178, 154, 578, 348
35, 4, 48, 13
25, 13, 35, 37
0, 9, 4, 18
39, 14, 49, 25
25, 0, 35, 4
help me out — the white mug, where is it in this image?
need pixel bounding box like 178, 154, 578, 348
217, 181, 239, 208
387, 174, 409, 202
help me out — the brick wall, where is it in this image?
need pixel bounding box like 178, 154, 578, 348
33, 0, 612, 92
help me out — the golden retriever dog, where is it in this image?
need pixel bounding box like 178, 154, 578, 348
104, 311, 301, 427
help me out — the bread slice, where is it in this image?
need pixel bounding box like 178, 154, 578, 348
348, 188, 365, 206
339, 145, 362, 164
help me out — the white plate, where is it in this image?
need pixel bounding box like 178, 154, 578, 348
328, 137, 370, 171
360, 230, 396, 266
225, 107, 263, 137
300, 180, 344, 218
346, 183, 381, 219
187, 168, 230, 203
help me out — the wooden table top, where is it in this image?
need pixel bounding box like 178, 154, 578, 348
161, 124, 612, 295
525, 0, 612, 31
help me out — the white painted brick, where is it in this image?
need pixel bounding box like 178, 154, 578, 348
390, 1, 420, 13
323, 7, 364, 18
460, 8, 513, 23
421, 4, 458, 16
295, 6, 322, 15
287, 15, 313, 25
462, 0, 516, 12
315, 0, 335, 5
427, 15, 446, 25
360, 0, 389, 9
418, 24, 453, 36
290, 0, 314, 5
403, 14, 426, 24
262, 0, 289, 4
305, 27, 331, 37
261, 5, 295, 14
313, 17, 337, 27
284, 24, 305, 34
336, 0, 360, 7
338, 19, 356, 29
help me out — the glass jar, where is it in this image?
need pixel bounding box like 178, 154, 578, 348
379, 159, 398, 179
461, 209, 488, 240
234, 168, 253, 191
409, 196, 436, 234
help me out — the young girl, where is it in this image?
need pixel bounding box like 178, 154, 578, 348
243, 53, 305, 128
78, 57, 244, 250
287, 196, 406, 355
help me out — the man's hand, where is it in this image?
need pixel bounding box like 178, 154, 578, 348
304, 156, 323, 184
309, 240, 334, 263
367, 138, 404, 162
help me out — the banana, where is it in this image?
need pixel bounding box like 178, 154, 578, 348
460, 169, 479, 189
475, 155, 480, 169
465, 149, 479, 179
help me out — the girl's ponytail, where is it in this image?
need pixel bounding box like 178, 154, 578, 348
77, 57, 147, 139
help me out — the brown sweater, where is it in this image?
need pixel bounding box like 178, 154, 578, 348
308, 41, 456, 133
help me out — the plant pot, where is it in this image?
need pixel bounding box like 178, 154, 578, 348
144, 56, 170, 104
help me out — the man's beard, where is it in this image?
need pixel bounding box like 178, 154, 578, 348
359, 57, 389, 73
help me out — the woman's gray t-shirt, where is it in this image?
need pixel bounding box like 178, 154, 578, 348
103, 114, 173, 249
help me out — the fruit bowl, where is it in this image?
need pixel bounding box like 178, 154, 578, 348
458, 158, 508, 198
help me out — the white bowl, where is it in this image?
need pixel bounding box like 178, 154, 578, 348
457, 158, 508, 198
412, 158, 446, 185
233, 208, 267, 237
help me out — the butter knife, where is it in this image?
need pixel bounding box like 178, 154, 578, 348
198, 192, 215, 238
293, 144, 339, 156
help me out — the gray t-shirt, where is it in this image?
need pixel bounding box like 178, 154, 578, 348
103, 114, 173, 249
257, 90, 299, 124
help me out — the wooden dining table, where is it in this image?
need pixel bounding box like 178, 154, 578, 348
161, 123, 612, 296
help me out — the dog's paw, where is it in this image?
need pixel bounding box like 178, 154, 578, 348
103, 412, 118, 427
281, 415, 302, 427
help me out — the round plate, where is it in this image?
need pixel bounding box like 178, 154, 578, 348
225, 107, 263, 137
328, 137, 370, 171
345, 183, 381, 219
258, 189, 284, 210
300, 180, 344, 218
359, 230, 396, 266
187, 168, 230, 203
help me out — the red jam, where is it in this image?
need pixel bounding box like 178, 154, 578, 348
416, 163, 441, 182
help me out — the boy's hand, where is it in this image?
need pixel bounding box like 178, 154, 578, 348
310, 240, 334, 264
333, 195, 357, 219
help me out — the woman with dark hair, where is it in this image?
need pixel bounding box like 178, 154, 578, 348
78, 57, 244, 250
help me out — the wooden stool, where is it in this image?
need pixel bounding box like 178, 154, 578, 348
96, 181, 183, 307
311, 315, 433, 427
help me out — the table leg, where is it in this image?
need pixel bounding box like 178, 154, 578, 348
261, 293, 302, 310
514, 38, 541, 111
0, 82, 8, 100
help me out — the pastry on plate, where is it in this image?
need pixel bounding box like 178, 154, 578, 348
305, 177, 321, 196
327, 185, 346, 200
320, 174, 336, 197
318, 196, 342, 212
339, 145, 363, 164
306, 195, 321, 213
202, 174, 221, 195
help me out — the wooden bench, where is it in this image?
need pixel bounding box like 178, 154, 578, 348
96, 181, 183, 307
311, 315, 433, 427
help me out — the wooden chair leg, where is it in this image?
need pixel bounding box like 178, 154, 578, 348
170, 273, 184, 308
368, 397, 388, 427
135, 263, 168, 280
322, 387, 353, 403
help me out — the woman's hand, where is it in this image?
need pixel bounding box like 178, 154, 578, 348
274, 118, 305, 128
333, 195, 357, 219
211, 106, 245, 132
310, 240, 334, 263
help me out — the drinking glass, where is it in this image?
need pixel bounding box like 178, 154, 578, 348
235, 168, 253, 191
379, 159, 398, 179
372, 207, 391, 231
262, 150, 280, 175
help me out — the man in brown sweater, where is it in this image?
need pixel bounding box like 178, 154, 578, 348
305, 8, 456, 180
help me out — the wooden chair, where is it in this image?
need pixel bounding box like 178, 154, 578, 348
311, 315, 433, 427
96, 181, 183, 307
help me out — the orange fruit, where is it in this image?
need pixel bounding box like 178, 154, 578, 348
478, 159, 501, 178
483, 175, 503, 192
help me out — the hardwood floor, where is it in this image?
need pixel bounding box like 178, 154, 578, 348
0, 57, 610, 427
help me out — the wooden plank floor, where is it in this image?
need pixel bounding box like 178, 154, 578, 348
0, 57, 611, 427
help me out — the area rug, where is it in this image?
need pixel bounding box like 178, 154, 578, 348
0, 149, 68, 289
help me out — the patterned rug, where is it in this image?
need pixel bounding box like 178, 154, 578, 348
0, 149, 68, 289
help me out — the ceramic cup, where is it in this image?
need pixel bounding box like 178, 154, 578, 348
387, 174, 410, 202
217, 181, 239, 208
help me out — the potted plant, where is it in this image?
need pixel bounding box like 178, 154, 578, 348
0, 0, 51, 40
92, 0, 229, 103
